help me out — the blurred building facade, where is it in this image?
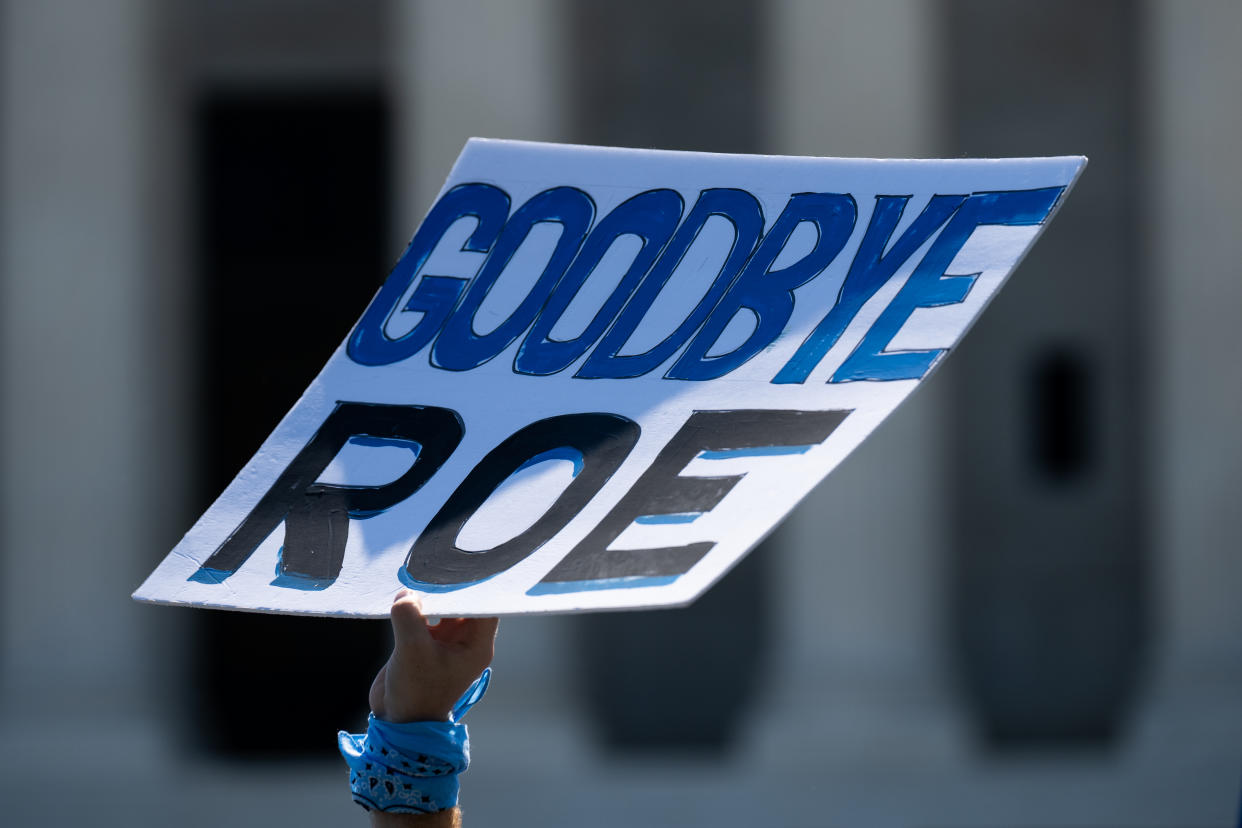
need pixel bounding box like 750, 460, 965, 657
1, 1, 1239, 825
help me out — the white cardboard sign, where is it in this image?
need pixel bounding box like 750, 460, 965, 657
135, 139, 1084, 617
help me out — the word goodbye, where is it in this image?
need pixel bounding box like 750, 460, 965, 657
349, 183, 1064, 383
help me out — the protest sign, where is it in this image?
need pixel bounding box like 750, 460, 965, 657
134, 139, 1084, 616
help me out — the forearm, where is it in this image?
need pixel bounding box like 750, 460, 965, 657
370, 807, 461, 828
350, 595, 495, 828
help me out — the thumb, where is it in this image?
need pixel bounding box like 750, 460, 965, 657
389, 589, 433, 654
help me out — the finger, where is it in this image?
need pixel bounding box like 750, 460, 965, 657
389, 591, 434, 654
467, 617, 500, 668
426, 615, 495, 644
472, 616, 500, 648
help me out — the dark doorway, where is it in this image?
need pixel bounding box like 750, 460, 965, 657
942, 0, 1149, 747
192, 88, 392, 757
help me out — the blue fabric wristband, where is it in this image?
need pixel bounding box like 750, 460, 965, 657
339, 668, 490, 814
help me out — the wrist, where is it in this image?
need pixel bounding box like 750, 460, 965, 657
375, 702, 453, 724
341, 669, 490, 817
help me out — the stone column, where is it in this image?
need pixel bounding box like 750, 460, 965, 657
391, 0, 569, 233
755, 0, 965, 762
388, 0, 576, 710
1137, 0, 1242, 744
0, 0, 166, 726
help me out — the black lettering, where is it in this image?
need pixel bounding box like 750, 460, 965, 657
193, 402, 464, 587
403, 413, 641, 587
536, 408, 849, 589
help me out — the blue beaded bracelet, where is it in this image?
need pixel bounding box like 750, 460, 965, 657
338, 668, 490, 814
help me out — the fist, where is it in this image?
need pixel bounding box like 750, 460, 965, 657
369, 590, 499, 722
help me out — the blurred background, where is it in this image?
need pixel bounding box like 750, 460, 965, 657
2, 1, 1239, 825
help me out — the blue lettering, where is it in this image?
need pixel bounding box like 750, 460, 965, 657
831, 187, 1065, 382
772, 194, 967, 383
577, 188, 764, 379
347, 183, 510, 366
667, 192, 857, 381
348, 184, 1056, 384
432, 187, 595, 371
514, 189, 683, 375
